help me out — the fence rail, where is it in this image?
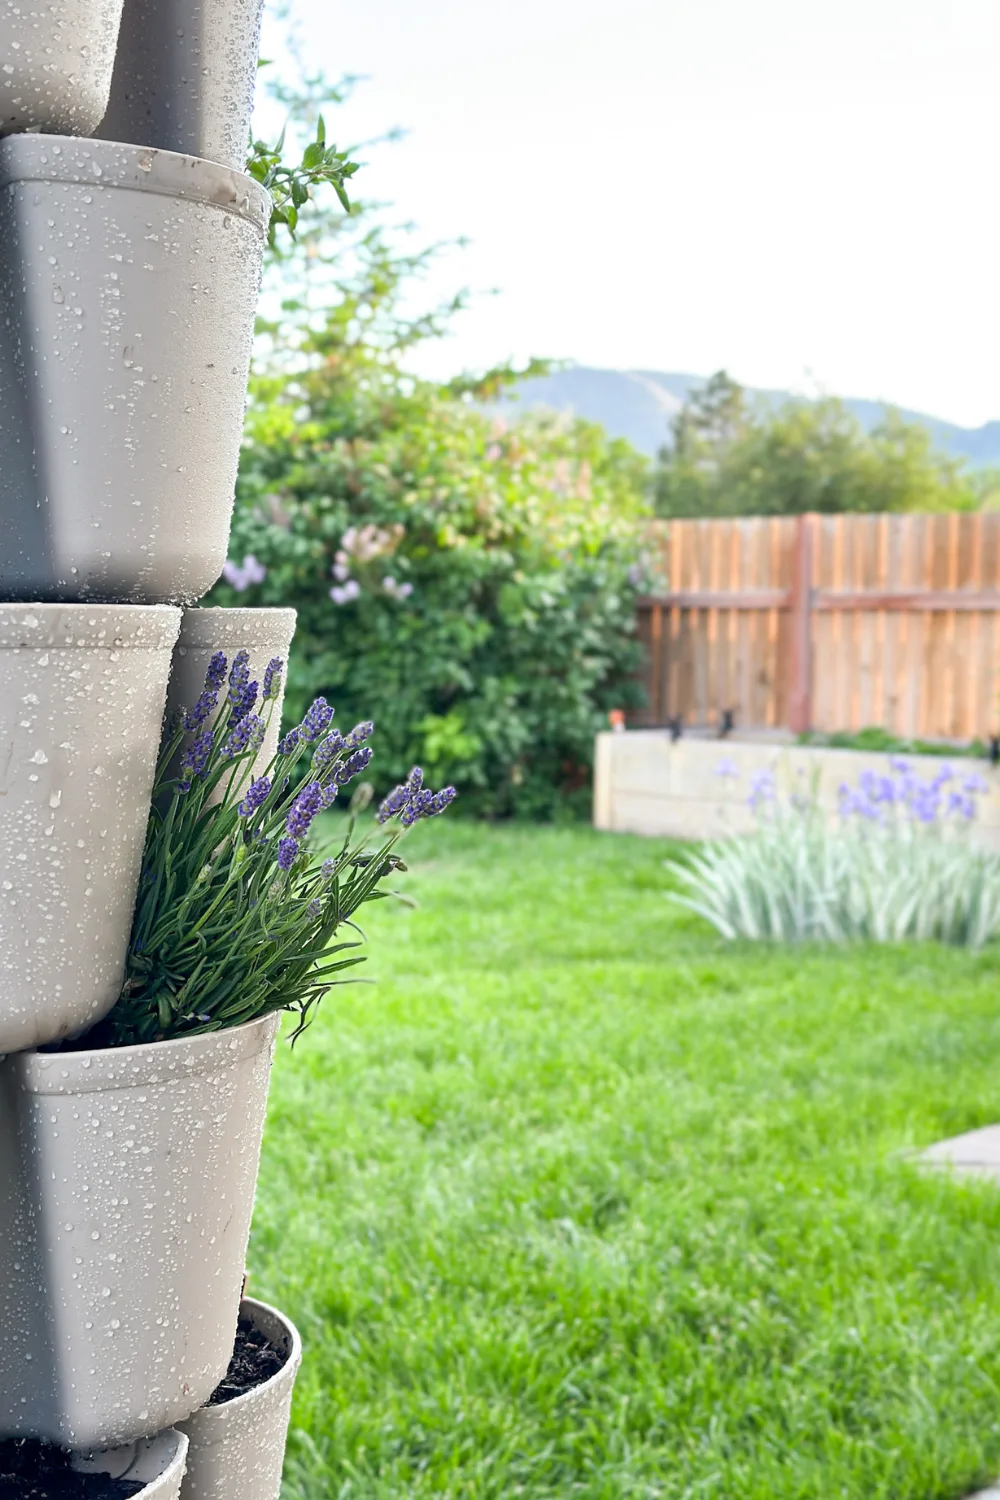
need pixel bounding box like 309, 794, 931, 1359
633, 513, 1000, 741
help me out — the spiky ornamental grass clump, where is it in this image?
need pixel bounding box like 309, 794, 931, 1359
102, 651, 455, 1048
672, 759, 1000, 948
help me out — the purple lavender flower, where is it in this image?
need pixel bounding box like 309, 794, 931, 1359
278, 728, 299, 756
178, 730, 213, 791
183, 652, 228, 732
379, 765, 456, 827
336, 745, 373, 785
204, 652, 227, 692
276, 837, 299, 871
343, 720, 374, 751
227, 650, 251, 707
262, 658, 283, 701
321, 857, 339, 879
312, 730, 346, 774
286, 781, 324, 840
238, 776, 271, 817
307, 896, 323, 918
229, 681, 259, 725
221, 714, 265, 759
184, 687, 220, 734
378, 766, 424, 824
964, 772, 989, 794
320, 783, 339, 810
300, 697, 334, 743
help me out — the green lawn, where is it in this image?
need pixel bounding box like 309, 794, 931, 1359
250, 820, 1000, 1499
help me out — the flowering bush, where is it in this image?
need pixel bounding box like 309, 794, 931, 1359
96, 651, 454, 1047
206, 279, 648, 819
673, 759, 1000, 947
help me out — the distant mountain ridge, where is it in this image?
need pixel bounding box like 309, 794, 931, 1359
499, 367, 1000, 469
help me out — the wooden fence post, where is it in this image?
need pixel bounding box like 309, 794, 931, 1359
788, 512, 814, 733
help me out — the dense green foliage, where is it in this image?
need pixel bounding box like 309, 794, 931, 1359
253, 818, 1000, 1498
210, 263, 648, 818
654, 371, 977, 517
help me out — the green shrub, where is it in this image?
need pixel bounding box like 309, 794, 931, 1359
208, 304, 649, 818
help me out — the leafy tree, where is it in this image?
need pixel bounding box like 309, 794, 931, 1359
654, 372, 976, 517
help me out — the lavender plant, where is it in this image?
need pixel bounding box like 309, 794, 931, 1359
672, 758, 1000, 947
100, 651, 454, 1047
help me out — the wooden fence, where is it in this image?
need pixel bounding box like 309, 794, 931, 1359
633, 513, 1000, 741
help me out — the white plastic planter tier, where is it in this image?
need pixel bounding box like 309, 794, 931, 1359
0, 604, 180, 1055
98, 0, 265, 171
177, 1299, 301, 1500
74, 1430, 189, 1499
0, 1013, 280, 1450
0, 0, 126, 137
0, 136, 271, 605
164, 609, 297, 794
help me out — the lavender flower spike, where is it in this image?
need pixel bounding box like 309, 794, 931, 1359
286, 781, 324, 840
336, 745, 374, 785
238, 776, 271, 817
262, 658, 283, 701
344, 720, 374, 751
178, 730, 213, 791
278, 727, 300, 756
276, 837, 299, 871
378, 766, 455, 826
230, 681, 259, 725
204, 652, 227, 692
378, 765, 423, 824
221, 714, 266, 760
300, 697, 334, 743
183, 650, 228, 731
312, 730, 346, 773
227, 649, 251, 707
184, 686, 220, 734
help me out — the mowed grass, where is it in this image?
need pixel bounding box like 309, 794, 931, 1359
249, 819, 1000, 1499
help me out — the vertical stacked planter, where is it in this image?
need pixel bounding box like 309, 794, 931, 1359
0, 4, 303, 1496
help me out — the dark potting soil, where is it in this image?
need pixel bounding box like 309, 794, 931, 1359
206, 1316, 288, 1407
0, 1440, 144, 1500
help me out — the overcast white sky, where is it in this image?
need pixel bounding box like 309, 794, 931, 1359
262, 0, 1000, 427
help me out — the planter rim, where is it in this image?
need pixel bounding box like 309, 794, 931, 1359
0, 603, 181, 651
75, 1429, 189, 1489
190, 1297, 302, 1440
178, 608, 298, 652
11, 1013, 280, 1097
0, 135, 271, 232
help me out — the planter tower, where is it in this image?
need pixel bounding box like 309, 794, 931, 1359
0, 3, 302, 1495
